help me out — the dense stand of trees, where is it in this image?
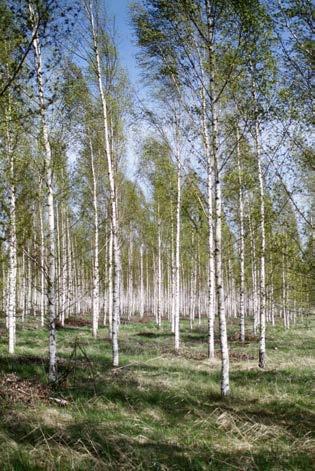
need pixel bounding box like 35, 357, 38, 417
0, 0, 312, 397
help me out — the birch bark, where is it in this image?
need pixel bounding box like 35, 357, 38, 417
206, 0, 229, 395
157, 206, 162, 328
174, 154, 181, 352
89, 138, 100, 338
140, 244, 144, 318
254, 118, 267, 369
201, 83, 215, 359
30, 3, 57, 381
88, 2, 120, 366
6, 110, 17, 354
39, 204, 45, 327
236, 128, 245, 342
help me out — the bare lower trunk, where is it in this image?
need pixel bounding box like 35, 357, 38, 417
6, 119, 17, 354
214, 144, 229, 396
201, 84, 215, 359
89, 139, 100, 338
255, 120, 266, 369
157, 207, 162, 328
108, 228, 113, 338
237, 129, 245, 342
174, 158, 181, 353
127, 233, 133, 320
282, 252, 288, 329
171, 220, 175, 333
39, 205, 45, 327
140, 244, 144, 318
248, 206, 258, 334
60, 208, 67, 327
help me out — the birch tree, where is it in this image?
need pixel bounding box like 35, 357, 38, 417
84, 0, 121, 366
29, 0, 58, 381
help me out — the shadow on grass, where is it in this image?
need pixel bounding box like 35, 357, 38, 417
136, 331, 174, 339
2, 402, 313, 471
0, 361, 313, 470
46, 359, 313, 441
1, 322, 314, 470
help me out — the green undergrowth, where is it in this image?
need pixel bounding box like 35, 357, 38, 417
0, 317, 314, 470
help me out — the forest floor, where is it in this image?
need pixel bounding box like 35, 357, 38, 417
0, 317, 314, 470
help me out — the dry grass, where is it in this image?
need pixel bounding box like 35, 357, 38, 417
0, 316, 314, 470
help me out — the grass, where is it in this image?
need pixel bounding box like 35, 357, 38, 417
0, 316, 314, 470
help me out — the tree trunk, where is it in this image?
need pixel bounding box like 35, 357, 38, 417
88, 2, 120, 366
108, 227, 113, 338
174, 157, 181, 353
89, 138, 100, 338
237, 128, 245, 342
254, 118, 266, 369
206, 1, 229, 396
201, 82, 215, 359
157, 205, 162, 328
6, 111, 17, 354
140, 244, 144, 318
30, 4, 57, 381
39, 204, 45, 327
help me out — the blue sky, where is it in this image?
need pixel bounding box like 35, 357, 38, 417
106, 0, 140, 86
104, 1, 148, 179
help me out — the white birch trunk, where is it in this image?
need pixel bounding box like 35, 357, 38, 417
127, 232, 133, 320
60, 208, 67, 327
89, 138, 100, 338
140, 244, 144, 318
108, 227, 113, 338
206, 1, 229, 395
21, 250, 26, 323
30, 4, 57, 381
157, 206, 162, 328
174, 156, 181, 352
201, 83, 215, 359
237, 129, 245, 342
254, 119, 266, 369
88, 2, 120, 366
6, 112, 17, 354
171, 221, 175, 333
39, 204, 45, 327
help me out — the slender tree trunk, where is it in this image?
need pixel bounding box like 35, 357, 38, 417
30, 4, 57, 381
171, 220, 175, 333
108, 227, 113, 338
254, 117, 266, 369
39, 204, 45, 327
282, 251, 289, 329
89, 3, 120, 366
127, 232, 133, 319
157, 205, 162, 328
214, 144, 229, 396
201, 83, 215, 359
60, 207, 67, 327
21, 250, 26, 323
248, 205, 258, 334
89, 138, 100, 338
206, 1, 229, 395
174, 156, 181, 353
6, 112, 17, 354
66, 216, 72, 319
140, 244, 144, 318
56, 206, 61, 324
237, 128, 245, 342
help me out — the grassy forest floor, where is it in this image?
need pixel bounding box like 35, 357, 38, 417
0, 317, 314, 470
